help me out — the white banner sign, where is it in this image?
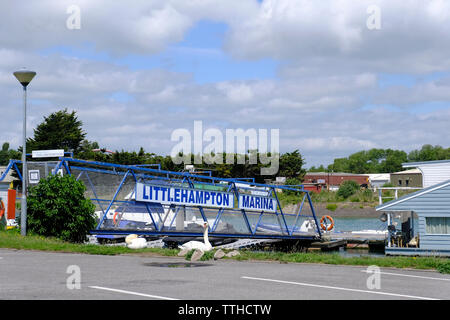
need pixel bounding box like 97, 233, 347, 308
32, 149, 64, 158
238, 194, 277, 213
135, 182, 234, 209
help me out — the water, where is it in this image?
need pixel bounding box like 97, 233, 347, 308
332, 217, 387, 232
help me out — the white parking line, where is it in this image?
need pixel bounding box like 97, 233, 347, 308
242, 276, 439, 300
360, 270, 450, 282
89, 286, 179, 300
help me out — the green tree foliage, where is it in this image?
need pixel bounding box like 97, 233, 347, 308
337, 180, 360, 199
27, 109, 86, 154
308, 164, 326, 172
0, 142, 21, 165
283, 177, 302, 195
327, 148, 407, 173
26, 174, 96, 243
279, 150, 306, 179
408, 144, 450, 162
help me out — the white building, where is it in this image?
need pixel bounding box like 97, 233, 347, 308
368, 173, 390, 189
403, 160, 450, 188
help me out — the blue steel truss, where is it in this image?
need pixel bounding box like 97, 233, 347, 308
1, 157, 322, 240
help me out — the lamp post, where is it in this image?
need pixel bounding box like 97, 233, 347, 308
13, 69, 36, 236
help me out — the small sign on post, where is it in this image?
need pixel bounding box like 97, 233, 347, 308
28, 170, 40, 184
32, 149, 64, 158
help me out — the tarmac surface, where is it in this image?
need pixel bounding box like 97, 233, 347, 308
0, 248, 449, 300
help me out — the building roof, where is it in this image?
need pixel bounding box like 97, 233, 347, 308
376, 178, 450, 211
305, 172, 368, 176
403, 159, 450, 167
0, 166, 16, 183
367, 173, 390, 180
391, 168, 422, 175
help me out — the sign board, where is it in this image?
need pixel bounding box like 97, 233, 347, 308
28, 170, 40, 184
135, 182, 234, 209
238, 194, 277, 213
32, 149, 64, 158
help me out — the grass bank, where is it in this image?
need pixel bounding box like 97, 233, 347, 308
0, 229, 178, 257
1, 229, 449, 274
234, 250, 450, 274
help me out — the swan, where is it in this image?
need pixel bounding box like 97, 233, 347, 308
178, 222, 212, 252
125, 234, 138, 244
128, 237, 147, 249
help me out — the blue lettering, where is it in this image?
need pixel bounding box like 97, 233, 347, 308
160, 187, 167, 201
216, 193, 222, 205
255, 197, 260, 208
188, 190, 195, 203
210, 192, 216, 205
223, 194, 230, 207
153, 186, 160, 200
181, 189, 188, 203
174, 188, 180, 202
143, 185, 149, 200
242, 195, 249, 208
195, 191, 203, 204
204, 191, 211, 203
262, 198, 268, 209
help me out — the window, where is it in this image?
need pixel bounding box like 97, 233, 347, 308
426, 217, 450, 234
398, 179, 402, 186
405, 180, 409, 186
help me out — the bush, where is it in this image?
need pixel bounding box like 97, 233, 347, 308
326, 203, 338, 212
27, 174, 96, 243
283, 177, 302, 195
437, 261, 450, 274
362, 188, 374, 201
337, 180, 360, 199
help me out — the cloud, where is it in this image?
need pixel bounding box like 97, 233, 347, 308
2, 0, 450, 167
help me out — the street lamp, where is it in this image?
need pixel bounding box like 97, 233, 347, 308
13, 69, 36, 236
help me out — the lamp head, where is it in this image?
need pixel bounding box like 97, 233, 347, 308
13, 69, 36, 88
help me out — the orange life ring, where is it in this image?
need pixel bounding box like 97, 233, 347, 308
113, 211, 120, 225
0, 200, 5, 219
320, 215, 334, 231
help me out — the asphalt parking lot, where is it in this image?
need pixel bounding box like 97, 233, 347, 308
0, 248, 449, 300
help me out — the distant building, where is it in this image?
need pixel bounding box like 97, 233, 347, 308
0, 166, 15, 190
390, 168, 422, 188
367, 173, 390, 189
402, 159, 450, 188
303, 172, 369, 191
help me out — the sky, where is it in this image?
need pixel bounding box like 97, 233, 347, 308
1, 0, 450, 168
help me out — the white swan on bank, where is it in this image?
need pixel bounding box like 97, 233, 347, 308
128, 237, 147, 249
178, 222, 212, 252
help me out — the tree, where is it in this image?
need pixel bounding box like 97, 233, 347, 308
26, 174, 96, 243
408, 144, 450, 162
337, 180, 360, 199
27, 109, 86, 154
0, 142, 21, 165
279, 150, 306, 179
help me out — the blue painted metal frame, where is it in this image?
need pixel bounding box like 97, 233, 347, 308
2, 157, 323, 240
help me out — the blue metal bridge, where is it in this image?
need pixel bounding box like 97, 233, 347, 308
1, 157, 322, 241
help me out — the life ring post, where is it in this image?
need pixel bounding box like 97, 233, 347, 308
320, 215, 334, 232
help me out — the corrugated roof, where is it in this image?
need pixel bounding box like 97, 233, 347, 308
305, 172, 368, 176
368, 173, 390, 180
376, 178, 450, 211
391, 168, 422, 175
403, 159, 450, 167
